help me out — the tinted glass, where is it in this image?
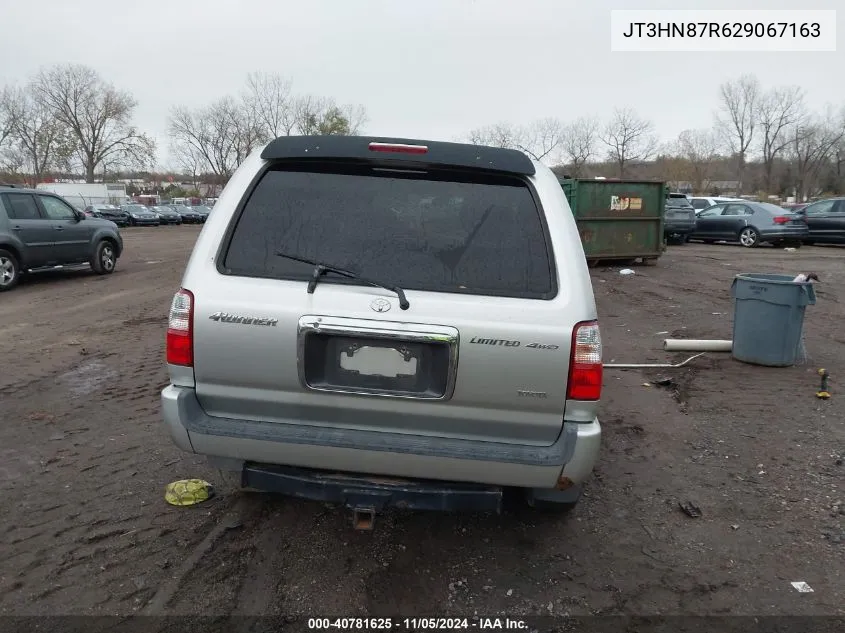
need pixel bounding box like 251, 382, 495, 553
690, 199, 711, 209
755, 202, 788, 215
3, 193, 42, 220
698, 206, 723, 217
803, 200, 836, 216
40, 195, 77, 220
223, 165, 554, 299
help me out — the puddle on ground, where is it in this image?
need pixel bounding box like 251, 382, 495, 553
0, 449, 39, 483
58, 360, 119, 396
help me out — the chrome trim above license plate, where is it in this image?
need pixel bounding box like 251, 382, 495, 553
297, 315, 460, 400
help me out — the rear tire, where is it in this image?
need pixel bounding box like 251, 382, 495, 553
739, 227, 760, 248
91, 240, 117, 275
0, 249, 21, 291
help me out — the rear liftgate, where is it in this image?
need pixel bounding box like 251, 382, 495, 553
294, 315, 502, 529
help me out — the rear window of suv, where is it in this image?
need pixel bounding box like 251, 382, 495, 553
221, 163, 555, 299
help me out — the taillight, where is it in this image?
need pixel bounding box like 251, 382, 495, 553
166, 289, 194, 366
567, 321, 602, 401
368, 142, 428, 155
773, 216, 790, 225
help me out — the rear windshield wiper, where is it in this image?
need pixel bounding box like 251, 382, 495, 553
275, 251, 410, 310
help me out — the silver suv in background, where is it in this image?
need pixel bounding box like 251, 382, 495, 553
161, 136, 603, 527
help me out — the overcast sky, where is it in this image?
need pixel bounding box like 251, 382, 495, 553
1, 0, 842, 169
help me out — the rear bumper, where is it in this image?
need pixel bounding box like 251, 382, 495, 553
759, 227, 808, 241
241, 463, 504, 512
161, 385, 601, 491
664, 220, 695, 234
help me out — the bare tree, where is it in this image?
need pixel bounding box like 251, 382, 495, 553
559, 117, 599, 176
757, 85, 804, 193
715, 74, 760, 194
514, 118, 562, 162
787, 108, 844, 201
243, 72, 295, 142
34, 64, 155, 182
4, 83, 72, 185
467, 122, 523, 149
0, 86, 14, 150
0, 144, 27, 178
341, 103, 368, 135
673, 128, 720, 192
655, 153, 690, 186
466, 119, 563, 163
171, 142, 206, 190
600, 107, 659, 178
168, 96, 262, 181
292, 95, 364, 136
835, 134, 845, 190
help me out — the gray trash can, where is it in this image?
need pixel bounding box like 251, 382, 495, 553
730, 273, 816, 367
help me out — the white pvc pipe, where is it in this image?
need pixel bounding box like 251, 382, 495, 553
663, 339, 732, 352
604, 352, 707, 369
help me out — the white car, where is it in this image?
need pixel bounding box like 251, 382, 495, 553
688, 196, 744, 214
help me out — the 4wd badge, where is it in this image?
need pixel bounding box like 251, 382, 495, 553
610, 196, 643, 211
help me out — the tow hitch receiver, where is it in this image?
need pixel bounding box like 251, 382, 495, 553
352, 506, 376, 530
241, 463, 504, 530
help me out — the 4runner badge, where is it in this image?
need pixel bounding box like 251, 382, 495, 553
370, 298, 391, 313
208, 312, 278, 326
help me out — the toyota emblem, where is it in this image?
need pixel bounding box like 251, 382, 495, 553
370, 298, 391, 313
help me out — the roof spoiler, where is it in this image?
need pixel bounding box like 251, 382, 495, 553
260, 136, 536, 176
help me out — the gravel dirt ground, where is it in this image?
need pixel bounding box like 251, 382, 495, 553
1, 227, 843, 623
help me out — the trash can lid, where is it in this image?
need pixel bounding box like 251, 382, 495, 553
734, 273, 807, 284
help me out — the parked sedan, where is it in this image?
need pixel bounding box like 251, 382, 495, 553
793, 197, 845, 245
84, 204, 130, 227
688, 195, 744, 213
664, 194, 696, 244
151, 206, 182, 225
121, 204, 161, 226
173, 205, 202, 224
781, 202, 809, 213
688, 201, 808, 248
187, 205, 212, 223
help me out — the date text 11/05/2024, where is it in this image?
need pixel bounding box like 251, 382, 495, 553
307, 618, 529, 630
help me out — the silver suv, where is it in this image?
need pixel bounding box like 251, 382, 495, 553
161, 136, 603, 525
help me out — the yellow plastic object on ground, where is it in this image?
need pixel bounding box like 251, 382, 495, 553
165, 479, 215, 506
816, 368, 831, 400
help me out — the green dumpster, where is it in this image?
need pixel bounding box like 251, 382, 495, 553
559, 178, 666, 264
